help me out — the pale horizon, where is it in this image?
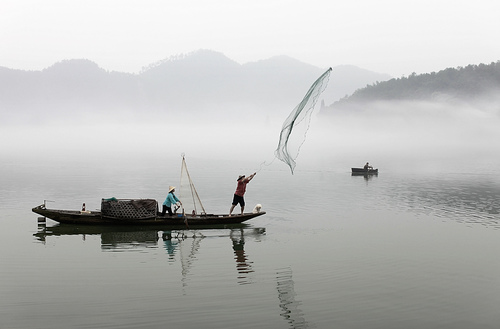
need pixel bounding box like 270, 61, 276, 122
2, 0, 500, 77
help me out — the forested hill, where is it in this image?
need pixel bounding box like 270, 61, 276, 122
325, 61, 500, 110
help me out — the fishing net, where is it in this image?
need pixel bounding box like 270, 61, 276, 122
101, 198, 157, 219
178, 155, 206, 215
275, 68, 332, 174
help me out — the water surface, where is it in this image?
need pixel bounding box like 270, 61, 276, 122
1, 158, 499, 329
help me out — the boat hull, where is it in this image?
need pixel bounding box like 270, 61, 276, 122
33, 205, 265, 226
351, 167, 378, 175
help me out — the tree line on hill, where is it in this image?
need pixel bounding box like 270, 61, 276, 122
325, 61, 500, 111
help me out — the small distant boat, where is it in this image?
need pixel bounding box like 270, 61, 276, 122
351, 167, 378, 175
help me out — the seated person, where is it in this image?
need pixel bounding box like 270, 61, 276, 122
364, 162, 373, 170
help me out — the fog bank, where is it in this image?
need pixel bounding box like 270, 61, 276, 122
2, 99, 500, 175
310, 100, 500, 173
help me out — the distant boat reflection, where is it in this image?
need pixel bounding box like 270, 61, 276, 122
351, 172, 377, 181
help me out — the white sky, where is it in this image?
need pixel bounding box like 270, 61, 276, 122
2, 0, 500, 77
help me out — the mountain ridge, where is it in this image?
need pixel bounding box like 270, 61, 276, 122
0, 50, 390, 124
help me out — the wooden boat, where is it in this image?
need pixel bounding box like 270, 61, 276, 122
351, 167, 378, 175
32, 156, 266, 227
32, 203, 265, 226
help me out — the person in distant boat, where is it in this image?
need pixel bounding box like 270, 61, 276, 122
364, 162, 373, 170
162, 186, 181, 216
229, 173, 256, 216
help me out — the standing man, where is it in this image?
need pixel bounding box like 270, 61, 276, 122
229, 172, 256, 215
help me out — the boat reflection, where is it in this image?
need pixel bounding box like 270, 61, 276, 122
161, 231, 179, 261
230, 228, 264, 285
101, 230, 159, 250
159, 230, 204, 290
33, 223, 168, 245
34, 223, 259, 243
351, 172, 378, 181
34, 224, 266, 286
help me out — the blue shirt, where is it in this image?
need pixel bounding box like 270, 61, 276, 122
163, 192, 180, 207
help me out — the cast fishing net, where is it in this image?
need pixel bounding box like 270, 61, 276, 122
275, 67, 332, 174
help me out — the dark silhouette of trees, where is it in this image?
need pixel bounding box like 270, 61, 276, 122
330, 61, 500, 109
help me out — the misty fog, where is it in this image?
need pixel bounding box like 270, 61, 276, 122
311, 99, 500, 173
2, 56, 499, 174
2, 97, 500, 175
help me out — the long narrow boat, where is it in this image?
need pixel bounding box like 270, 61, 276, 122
351, 167, 378, 175
32, 156, 266, 226
32, 203, 265, 226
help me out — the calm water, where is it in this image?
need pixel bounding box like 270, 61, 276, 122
1, 157, 499, 329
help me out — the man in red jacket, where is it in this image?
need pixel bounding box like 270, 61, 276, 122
229, 172, 256, 215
